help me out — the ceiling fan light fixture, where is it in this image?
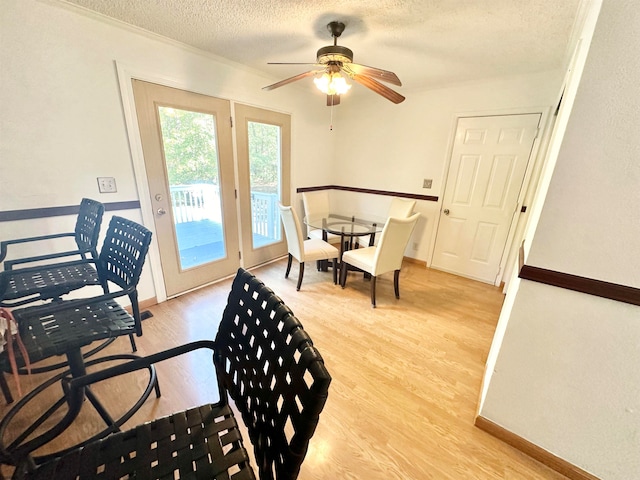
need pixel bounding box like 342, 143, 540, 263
314, 71, 351, 95
263, 21, 404, 104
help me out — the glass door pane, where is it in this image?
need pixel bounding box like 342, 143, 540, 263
247, 121, 282, 249
158, 107, 226, 269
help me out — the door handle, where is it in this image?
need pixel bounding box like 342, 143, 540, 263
157, 208, 167, 215
443, 209, 450, 216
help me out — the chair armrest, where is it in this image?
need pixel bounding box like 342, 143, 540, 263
0, 232, 76, 264
5, 248, 93, 270
69, 340, 217, 390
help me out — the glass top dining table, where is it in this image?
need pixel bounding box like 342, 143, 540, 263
304, 213, 385, 249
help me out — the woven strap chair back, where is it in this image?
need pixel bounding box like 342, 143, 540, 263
98, 216, 152, 292
74, 198, 105, 256
216, 268, 332, 480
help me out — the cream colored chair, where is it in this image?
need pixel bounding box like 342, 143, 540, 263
357, 197, 417, 247
301, 190, 341, 244
341, 213, 420, 307
279, 204, 339, 290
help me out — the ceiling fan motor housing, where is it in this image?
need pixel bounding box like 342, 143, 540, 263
316, 45, 354, 64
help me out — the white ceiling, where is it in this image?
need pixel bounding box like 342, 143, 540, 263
62, 0, 583, 93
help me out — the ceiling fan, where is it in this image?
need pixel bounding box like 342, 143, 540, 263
263, 21, 405, 106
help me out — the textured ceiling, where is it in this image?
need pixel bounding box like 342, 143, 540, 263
62, 0, 582, 92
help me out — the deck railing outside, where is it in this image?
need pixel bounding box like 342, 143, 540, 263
169, 184, 280, 244
171, 184, 220, 223
250, 191, 280, 241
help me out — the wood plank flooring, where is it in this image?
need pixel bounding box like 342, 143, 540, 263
0, 259, 568, 479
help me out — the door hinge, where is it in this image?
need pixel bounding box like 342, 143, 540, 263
238, 251, 242, 260
230, 116, 233, 128
234, 189, 238, 199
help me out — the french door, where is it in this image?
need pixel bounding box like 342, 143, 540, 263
235, 104, 290, 267
132, 80, 290, 297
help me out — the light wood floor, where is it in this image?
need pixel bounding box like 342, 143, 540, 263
0, 259, 567, 479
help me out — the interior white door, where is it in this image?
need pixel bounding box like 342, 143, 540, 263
432, 114, 540, 284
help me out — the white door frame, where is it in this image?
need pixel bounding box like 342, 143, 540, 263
427, 106, 553, 286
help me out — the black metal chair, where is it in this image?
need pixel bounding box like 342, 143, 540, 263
0, 215, 152, 404
0, 198, 105, 308
0, 204, 106, 401
8, 268, 331, 480
0, 216, 159, 465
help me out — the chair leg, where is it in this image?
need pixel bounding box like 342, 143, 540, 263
394, 270, 400, 299
129, 333, 137, 353
285, 254, 293, 278
296, 262, 305, 291
332, 258, 337, 284
340, 261, 347, 288
371, 276, 377, 308
0, 373, 13, 404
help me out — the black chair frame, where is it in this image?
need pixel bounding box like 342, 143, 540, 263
0, 216, 159, 465
0, 215, 152, 404
0, 198, 104, 271
8, 268, 331, 480
0, 198, 105, 308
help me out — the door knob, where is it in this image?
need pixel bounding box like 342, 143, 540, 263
443, 209, 450, 215
157, 208, 167, 215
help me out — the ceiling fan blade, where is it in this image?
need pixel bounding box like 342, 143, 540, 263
327, 95, 340, 106
350, 74, 405, 104
267, 62, 319, 65
344, 63, 402, 86
262, 70, 319, 91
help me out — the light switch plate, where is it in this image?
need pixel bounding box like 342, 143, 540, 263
423, 178, 433, 189
97, 177, 117, 193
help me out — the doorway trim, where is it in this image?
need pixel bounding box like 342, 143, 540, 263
427, 106, 554, 287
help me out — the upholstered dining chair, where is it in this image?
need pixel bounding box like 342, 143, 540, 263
279, 204, 339, 290
301, 190, 340, 244
0, 198, 105, 307
356, 197, 416, 248
341, 213, 420, 307
7, 268, 331, 480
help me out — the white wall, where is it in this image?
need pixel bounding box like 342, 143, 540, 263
480, 1, 640, 478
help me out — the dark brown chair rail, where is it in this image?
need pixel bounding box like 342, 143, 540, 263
296, 185, 438, 202
519, 264, 640, 307
0, 201, 141, 222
